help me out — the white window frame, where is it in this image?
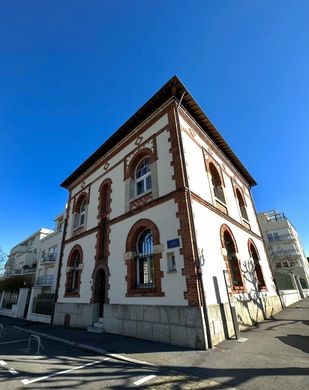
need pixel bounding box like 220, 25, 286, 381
135, 158, 152, 197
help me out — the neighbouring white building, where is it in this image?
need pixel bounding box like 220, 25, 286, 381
258, 210, 309, 304
53, 76, 282, 349
0, 212, 65, 322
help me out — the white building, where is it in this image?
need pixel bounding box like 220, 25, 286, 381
0, 213, 65, 322
258, 210, 309, 302
54, 76, 281, 348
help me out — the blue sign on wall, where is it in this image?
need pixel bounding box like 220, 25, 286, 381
167, 238, 180, 249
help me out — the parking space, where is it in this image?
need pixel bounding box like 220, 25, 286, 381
0, 326, 162, 389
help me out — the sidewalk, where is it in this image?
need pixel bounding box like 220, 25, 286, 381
1, 298, 308, 389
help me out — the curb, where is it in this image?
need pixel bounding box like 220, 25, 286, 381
12, 326, 154, 367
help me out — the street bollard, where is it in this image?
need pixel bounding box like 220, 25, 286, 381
23, 335, 45, 355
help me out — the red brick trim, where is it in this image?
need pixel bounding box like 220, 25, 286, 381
220, 224, 246, 293
124, 146, 156, 180
203, 148, 226, 187
248, 239, 267, 292
72, 191, 89, 213
125, 219, 164, 297
64, 245, 83, 297
91, 263, 110, 304
64, 226, 98, 244
68, 103, 174, 190
168, 105, 201, 306
98, 178, 112, 218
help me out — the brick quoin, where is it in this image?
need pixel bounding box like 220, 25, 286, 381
168, 104, 201, 306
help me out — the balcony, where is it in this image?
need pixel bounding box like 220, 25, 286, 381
268, 234, 294, 243
272, 249, 300, 259
36, 275, 54, 286
41, 253, 57, 265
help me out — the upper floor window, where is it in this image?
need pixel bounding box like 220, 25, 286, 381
209, 163, 226, 204
73, 195, 88, 230
135, 158, 152, 196
249, 242, 266, 290
236, 189, 249, 221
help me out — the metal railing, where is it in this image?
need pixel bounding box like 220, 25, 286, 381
41, 253, 57, 263
268, 234, 293, 242
36, 275, 54, 286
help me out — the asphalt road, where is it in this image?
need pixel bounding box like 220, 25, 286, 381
0, 327, 163, 390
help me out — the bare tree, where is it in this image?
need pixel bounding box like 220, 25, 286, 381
0, 247, 7, 276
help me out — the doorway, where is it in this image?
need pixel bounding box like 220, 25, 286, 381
94, 269, 106, 318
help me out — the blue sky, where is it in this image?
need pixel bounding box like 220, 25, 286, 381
0, 1, 308, 255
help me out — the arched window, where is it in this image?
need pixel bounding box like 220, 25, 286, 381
65, 246, 83, 295
100, 183, 110, 216
135, 229, 154, 288
223, 230, 243, 288
73, 195, 87, 229
209, 163, 226, 204
135, 158, 152, 196
236, 189, 248, 221
249, 242, 266, 290
125, 219, 164, 297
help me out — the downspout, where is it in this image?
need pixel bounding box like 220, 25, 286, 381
174, 97, 213, 350
51, 202, 69, 325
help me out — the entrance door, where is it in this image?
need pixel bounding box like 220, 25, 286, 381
95, 270, 106, 318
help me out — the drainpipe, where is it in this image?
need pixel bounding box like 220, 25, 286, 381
51, 206, 69, 325
174, 99, 213, 350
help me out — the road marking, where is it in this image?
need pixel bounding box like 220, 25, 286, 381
21, 360, 101, 385
9, 368, 18, 375
0, 339, 28, 345
134, 374, 157, 386
0, 360, 7, 366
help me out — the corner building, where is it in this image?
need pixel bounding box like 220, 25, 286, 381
54, 76, 281, 348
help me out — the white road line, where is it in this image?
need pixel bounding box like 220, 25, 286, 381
134, 374, 157, 386
0, 339, 28, 345
0, 360, 7, 366
9, 368, 19, 375
21, 360, 101, 385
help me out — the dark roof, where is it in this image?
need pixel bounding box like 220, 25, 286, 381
61, 75, 256, 188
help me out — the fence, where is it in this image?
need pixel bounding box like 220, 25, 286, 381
32, 293, 55, 315
1, 291, 18, 309
274, 272, 294, 290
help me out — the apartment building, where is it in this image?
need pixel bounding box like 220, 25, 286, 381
258, 210, 309, 300
53, 76, 281, 348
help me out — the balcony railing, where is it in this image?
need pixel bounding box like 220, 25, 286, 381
268, 234, 293, 242
36, 275, 54, 286
272, 249, 300, 258
41, 253, 57, 264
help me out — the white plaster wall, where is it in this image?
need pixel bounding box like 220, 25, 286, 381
57, 233, 97, 304
179, 114, 261, 235
70, 114, 168, 199
192, 200, 278, 306
108, 199, 187, 306
66, 114, 171, 238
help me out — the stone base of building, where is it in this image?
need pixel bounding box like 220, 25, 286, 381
208, 294, 283, 345
53, 302, 98, 328
103, 304, 206, 349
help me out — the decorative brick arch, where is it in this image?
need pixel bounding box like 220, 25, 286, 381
98, 178, 112, 218
125, 148, 155, 180
126, 219, 160, 251
64, 245, 83, 297
220, 224, 238, 253
73, 192, 89, 213
125, 219, 164, 297
220, 224, 245, 292
91, 263, 110, 307
248, 239, 267, 291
